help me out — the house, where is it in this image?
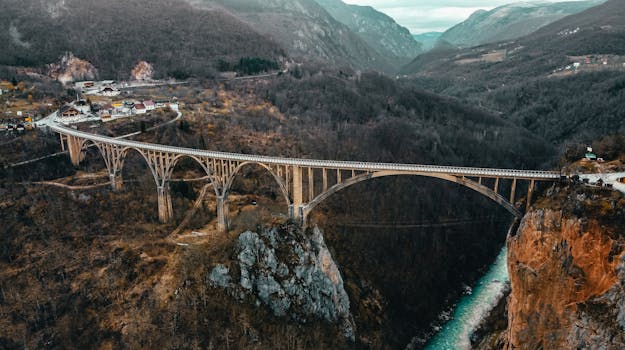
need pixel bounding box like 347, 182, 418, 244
74, 100, 91, 114
98, 104, 114, 118
155, 99, 169, 108
101, 87, 120, 97
584, 146, 597, 161
133, 103, 147, 114
143, 100, 156, 111
59, 105, 81, 118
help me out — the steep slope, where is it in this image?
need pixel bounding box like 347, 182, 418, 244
190, 0, 394, 72
506, 184, 625, 349
413, 32, 443, 52
0, 0, 284, 79
401, 0, 625, 145
440, 0, 605, 48
315, 0, 423, 66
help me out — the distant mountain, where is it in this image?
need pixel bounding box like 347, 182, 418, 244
0, 0, 284, 79
412, 32, 443, 52
314, 0, 423, 66
401, 0, 625, 144
440, 0, 606, 48
192, 0, 395, 72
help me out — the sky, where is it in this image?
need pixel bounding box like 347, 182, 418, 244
341, 0, 591, 34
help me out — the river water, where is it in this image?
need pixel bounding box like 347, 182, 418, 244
424, 247, 509, 350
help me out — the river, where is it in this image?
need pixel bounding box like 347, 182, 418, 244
424, 246, 509, 350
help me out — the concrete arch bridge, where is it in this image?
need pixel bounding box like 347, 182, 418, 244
51, 124, 561, 231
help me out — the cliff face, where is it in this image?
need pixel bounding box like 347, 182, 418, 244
208, 224, 355, 340
505, 185, 625, 349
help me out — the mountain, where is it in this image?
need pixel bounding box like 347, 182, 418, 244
314, 0, 423, 66
401, 0, 625, 145
412, 32, 443, 52
0, 0, 285, 79
440, 0, 606, 48
191, 0, 395, 72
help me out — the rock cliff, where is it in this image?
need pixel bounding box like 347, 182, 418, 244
504, 184, 625, 349
209, 223, 355, 340
47, 52, 98, 85
130, 61, 154, 81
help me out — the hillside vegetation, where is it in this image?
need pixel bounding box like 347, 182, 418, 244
315, 0, 422, 66
190, 0, 395, 72
402, 0, 625, 145
0, 0, 284, 79
440, 0, 604, 48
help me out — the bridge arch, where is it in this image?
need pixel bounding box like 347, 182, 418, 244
301, 170, 521, 223
225, 161, 292, 206
171, 154, 220, 196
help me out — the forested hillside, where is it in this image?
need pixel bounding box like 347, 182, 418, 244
315, 0, 423, 66
0, 0, 284, 79
440, 0, 604, 48
191, 0, 395, 72
402, 0, 625, 145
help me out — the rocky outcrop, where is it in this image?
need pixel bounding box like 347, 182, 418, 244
47, 52, 97, 85
209, 224, 355, 340
505, 185, 625, 349
130, 61, 154, 81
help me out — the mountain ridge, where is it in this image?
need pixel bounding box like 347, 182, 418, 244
190, 0, 396, 72
0, 0, 285, 79
440, 0, 605, 48
314, 0, 423, 66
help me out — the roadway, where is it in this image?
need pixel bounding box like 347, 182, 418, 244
48, 122, 561, 181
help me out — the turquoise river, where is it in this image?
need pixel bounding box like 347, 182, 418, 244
425, 247, 509, 349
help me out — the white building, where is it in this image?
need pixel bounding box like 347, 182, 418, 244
133, 103, 147, 114
143, 100, 156, 111
100, 87, 121, 97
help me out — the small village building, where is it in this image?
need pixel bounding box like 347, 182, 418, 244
143, 100, 156, 111
59, 105, 81, 118
155, 100, 169, 108
584, 146, 597, 161
101, 87, 121, 97
133, 103, 147, 114
75, 81, 95, 89
74, 100, 91, 114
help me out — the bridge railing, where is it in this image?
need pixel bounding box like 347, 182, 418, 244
49, 124, 561, 180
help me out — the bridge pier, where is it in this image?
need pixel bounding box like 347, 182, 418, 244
109, 171, 123, 191
157, 184, 174, 223
66, 135, 85, 167
217, 195, 229, 232
289, 166, 306, 225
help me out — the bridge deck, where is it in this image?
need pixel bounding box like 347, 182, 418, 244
49, 124, 560, 180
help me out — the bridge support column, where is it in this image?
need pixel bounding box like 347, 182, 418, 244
217, 195, 229, 232
157, 184, 174, 223
291, 166, 304, 221
510, 179, 517, 204
109, 171, 123, 191
66, 135, 84, 167
526, 180, 535, 212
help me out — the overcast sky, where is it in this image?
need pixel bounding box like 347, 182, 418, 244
342, 0, 590, 34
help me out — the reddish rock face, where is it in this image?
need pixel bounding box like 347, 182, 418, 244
130, 61, 154, 81
505, 188, 625, 350
47, 52, 98, 85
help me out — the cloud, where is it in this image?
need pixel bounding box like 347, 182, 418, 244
341, 0, 591, 33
